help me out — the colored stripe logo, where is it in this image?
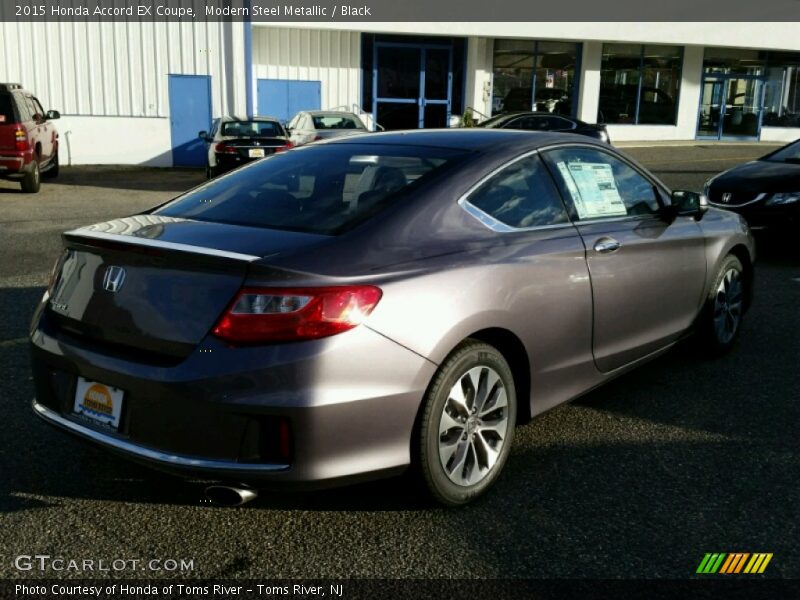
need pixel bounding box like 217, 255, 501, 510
696, 553, 773, 574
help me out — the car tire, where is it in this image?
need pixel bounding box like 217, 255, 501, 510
699, 254, 745, 354
21, 161, 41, 194
42, 152, 59, 179
416, 339, 517, 506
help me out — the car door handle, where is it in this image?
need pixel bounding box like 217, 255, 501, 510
593, 237, 621, 253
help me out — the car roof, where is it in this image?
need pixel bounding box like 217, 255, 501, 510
493, 112, 577, 119
305, 111, 360, 117
220, 115, 281, 123
325, 128, 600, 151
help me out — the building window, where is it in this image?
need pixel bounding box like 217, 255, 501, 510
599, 44, 682, 125
763, 53, 800, 128
491, 40, 580, 117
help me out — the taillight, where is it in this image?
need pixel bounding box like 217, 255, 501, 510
46, 251, 67, 295
15, 128, 28, 152
212, 286, 382, 344
214, 142, 237, 154
274, 141, 294, 153
312, 135, 323, 142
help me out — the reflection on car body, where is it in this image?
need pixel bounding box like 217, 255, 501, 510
31, 130, 754, 506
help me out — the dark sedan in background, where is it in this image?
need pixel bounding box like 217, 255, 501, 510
31, 130, 753, 507
705, 138, 800, 230
479, 112, 611, 144
200, 116, 293, 178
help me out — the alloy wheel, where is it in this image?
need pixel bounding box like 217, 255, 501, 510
713, 268, 743, 345
438, 366, 510, 487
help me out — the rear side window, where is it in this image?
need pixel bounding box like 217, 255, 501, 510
155, 143, 469, 235
25, 96, 40, 120
14, 94, 31, 122
466, 154, 569, 229
0, 93, 15, 123
312, 115, 365, 130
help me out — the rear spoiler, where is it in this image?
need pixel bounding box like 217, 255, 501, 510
62, 229, 261, 263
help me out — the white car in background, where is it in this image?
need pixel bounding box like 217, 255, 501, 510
287, 111, 369, 146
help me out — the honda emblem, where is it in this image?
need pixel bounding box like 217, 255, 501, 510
102, 266, 126, 292
721, 193, 732, 203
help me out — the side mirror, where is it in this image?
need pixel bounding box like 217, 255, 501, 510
46, 110, 60, 120
668, 190, 708, 220
198, 131, 209, 141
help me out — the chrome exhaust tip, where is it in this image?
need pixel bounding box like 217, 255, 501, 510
204, 485, 258, 507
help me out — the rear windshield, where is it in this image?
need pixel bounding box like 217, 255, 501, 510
221, 120, 284, 137
764, 140, 800, 163
0, 93, 15, 124
312, 115, 365, 130
154, 143, 469, 235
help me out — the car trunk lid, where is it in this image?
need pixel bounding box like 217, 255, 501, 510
217, 136, 290, 160
47, 216, 328, 358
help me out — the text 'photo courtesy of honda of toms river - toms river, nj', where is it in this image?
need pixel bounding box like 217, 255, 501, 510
30, 129, 755, 506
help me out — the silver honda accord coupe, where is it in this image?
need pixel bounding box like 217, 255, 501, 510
31, 130, 754, 506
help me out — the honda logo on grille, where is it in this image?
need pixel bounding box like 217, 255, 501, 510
102, 266, 126, 292
721, 193, 733, 203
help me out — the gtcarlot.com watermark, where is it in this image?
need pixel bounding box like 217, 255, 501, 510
12, 555, 195, 573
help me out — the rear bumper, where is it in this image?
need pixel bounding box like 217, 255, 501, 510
0, 153, 27, 175
30, 307, 436, 488
213, 153, 265, 174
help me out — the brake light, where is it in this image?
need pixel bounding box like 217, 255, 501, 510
274, 141, 294, 153
214, 142, 237, 154
213, 286, 382, 344
15, 128, 28, 151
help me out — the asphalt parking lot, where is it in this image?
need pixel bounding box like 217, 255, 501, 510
1, 144, 799, 580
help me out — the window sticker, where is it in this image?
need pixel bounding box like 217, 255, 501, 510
557, 161, 628, 219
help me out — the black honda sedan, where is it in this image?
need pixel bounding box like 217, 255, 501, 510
705, 139, 800, 230
479, 112, 611, 144
199, 116, 293, 178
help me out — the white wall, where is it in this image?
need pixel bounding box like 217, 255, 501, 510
577, 42, 602, 124
0, 21, 246, 165
252, 27, 361, 115
274, 22, 800, 53
760, 127, 800, 143
56, 116, 172, 167
463, 37, 494, 120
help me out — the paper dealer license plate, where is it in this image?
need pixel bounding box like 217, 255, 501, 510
73, 377, 124, 430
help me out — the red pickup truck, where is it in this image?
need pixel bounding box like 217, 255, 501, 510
0, 83, 60, 193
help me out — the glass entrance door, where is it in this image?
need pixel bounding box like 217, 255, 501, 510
698, 75, 764, 139
374, 43, 453, 130
721, 77, 764, 137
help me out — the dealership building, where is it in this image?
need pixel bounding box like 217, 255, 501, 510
1, 21, 799, 166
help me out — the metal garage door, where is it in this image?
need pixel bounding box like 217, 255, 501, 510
257, 79, 321, 122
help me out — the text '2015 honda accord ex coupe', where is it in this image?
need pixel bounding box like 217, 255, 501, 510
30, 130, 755, 506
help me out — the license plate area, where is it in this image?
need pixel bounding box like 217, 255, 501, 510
248, 148, 265, 158
73, 377, 124, 431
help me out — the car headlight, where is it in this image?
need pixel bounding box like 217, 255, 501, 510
765, 192, 800, 205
